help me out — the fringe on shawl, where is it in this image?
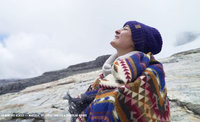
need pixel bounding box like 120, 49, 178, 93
64, 90, 97, 122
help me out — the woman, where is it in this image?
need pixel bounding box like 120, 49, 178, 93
66, 21, 171, 122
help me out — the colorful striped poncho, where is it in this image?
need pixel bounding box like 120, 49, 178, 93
67, 52, 171, 122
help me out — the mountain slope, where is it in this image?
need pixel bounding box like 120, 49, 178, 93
0, 47, 200, 122
0, 55, 110, 95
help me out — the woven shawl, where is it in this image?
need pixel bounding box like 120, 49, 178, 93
75, 52, 170, 122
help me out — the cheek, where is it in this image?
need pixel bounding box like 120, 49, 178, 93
121, 32, 132, 41
110, 32, 133, 49
120, 34, 133, 45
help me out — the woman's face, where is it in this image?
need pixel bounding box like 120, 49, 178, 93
110, 25, 134, 51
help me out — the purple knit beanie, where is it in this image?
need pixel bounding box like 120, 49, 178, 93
123, 21, 162, 55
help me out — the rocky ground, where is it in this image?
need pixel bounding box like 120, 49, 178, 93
0, 70, 101, 122
0, 55, 110, 95
161, 48, 200, 121
0, 48, 200, 122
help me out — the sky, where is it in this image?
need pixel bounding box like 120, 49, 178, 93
0, 0, 200, 79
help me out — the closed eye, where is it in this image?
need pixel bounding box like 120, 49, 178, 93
123, 25, 130, 30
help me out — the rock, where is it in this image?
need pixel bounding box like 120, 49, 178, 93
0, 70, 102, 122
0, 112, 45, 122
171, 47, 200, 57
51, 103, 65, 110
186, 103, 200, 115
160, 48, 200, 64
1, 48, 200, 121
0, 55, 110, 95
169, 101, 200, 121
0, 79, 20, 85
67, 55, 110, 71
169, 98, 200, 116
159, 48, 200, 121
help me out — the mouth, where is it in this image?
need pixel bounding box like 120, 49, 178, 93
115, 35, 119, 39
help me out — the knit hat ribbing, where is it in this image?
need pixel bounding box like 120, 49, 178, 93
123, 21, 162, 55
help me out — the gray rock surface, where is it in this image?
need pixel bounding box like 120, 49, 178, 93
159, 48, 200, 121
0, 48, 200, 122
0, 55, 110, 95
0, 70, 102, 122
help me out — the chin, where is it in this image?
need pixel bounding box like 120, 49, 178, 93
110, 41, 117, 49
110, 40, 115, 46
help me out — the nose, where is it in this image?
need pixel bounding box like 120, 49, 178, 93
115, 29, 121, 34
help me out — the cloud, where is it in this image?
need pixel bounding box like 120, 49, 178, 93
0, 0, 200, 79
175, 32, 200, 46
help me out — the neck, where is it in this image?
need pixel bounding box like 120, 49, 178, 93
117, 49, 135, 57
